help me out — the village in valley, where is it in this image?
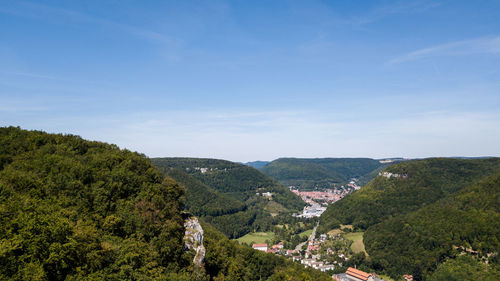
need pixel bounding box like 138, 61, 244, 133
290, 179, 360, 218
249, 222, 401, 280
247, 179, 414, 281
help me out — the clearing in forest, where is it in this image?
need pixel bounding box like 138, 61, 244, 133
236, 232, 275, 244
344, 232, 367, 255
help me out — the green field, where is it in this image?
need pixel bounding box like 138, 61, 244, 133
265, 201, 289, 214
327, 229, 342, 236
236, 232, 275, 245
299, 229, 313, 238
378, 274, 395, 281
344, 232, 367, 255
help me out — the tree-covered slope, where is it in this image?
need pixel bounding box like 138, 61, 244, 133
364, 168, 500, 279
0, 127, 192, 280
161, 167, 258, 238
244, 161, 270, 169
164, 168, 246, 217
152, 158, 303, 209
0, 127, 333, 281
260, 158, 384, 189
318, 158, 500, 232
427, 255, 500, 281
151, 158, 305, 238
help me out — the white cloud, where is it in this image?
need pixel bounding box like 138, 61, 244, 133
347, 0, 441, 26
389, 36, 500, 64
0, 2, 181, 47
32, 109, 497, 162
4, 108, 499, 161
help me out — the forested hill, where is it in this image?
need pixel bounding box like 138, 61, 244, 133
364, 169, 500, 279
0, 127, 190, 280
318, 157, 500, 280
161, 167, 255, 238
260, 157, 385, 189
318, 157, 500, 232
151, 157, 303, 208
164, 168, 246, 217
0, 127, 332, 281
151, 158, 305, 238
244, 160, 271, 169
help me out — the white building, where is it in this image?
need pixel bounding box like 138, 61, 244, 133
262, 192, 273, 197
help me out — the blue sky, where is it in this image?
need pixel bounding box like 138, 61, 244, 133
1, 0, 500, 161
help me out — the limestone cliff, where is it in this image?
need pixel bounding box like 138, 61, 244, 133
183, 216, 206, 267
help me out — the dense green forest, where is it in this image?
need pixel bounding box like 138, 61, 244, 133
152, 158, 303, 208
0, 127, 332, 280
364, 169, 500, 279
260, 158, 384, 189
427, 255, 500, 281
244, 161, 270, 170
318, 158, 500, 232
0, 127, 191, 280
318, 158, 500, 280
151, 158, 305, 238
161, 167, 256, 238
164, 168, 246, 217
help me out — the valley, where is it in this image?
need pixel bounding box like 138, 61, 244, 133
0, 127, 333, 281
4, 1, 498, 280
205, 156, 500, 280
1, 127, 499, 281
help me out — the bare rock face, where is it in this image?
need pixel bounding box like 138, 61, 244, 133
183, 216, 206, 267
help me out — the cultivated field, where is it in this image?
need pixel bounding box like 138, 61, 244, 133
299, 229, 313, 238
344, 232, 367, 255
236, 232, 275, 244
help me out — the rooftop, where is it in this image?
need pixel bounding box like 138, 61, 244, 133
346, 267, 371, 281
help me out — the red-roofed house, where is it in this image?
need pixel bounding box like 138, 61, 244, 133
272, 242, 284, 251
252, 243, 268, 252
307, 244, 319, 251
346, 267, 374, 281
403, 275, 413, 281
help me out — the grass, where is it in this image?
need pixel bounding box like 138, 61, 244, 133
299, 229, 313, 238
265, 201, 288, 214
344, 232, 367, 255
327, 229, 342, 236
236, 232, 275, 245
378, 274, 396, 281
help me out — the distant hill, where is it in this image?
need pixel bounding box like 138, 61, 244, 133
160, 167, 257, 238
318, 157, 500, 279
151, 157, 305, 238
165, 167, 246, 217
260, 158, 385, 189
244, 160, 270, 169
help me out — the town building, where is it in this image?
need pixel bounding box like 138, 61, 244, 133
333, 267, 381, 281
318, 264, 335, 272
262, 192, 272, 197
403, 275, 413, 281
252, 243, 268, 252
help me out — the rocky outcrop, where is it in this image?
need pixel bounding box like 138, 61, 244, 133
183, 216, 206, 267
